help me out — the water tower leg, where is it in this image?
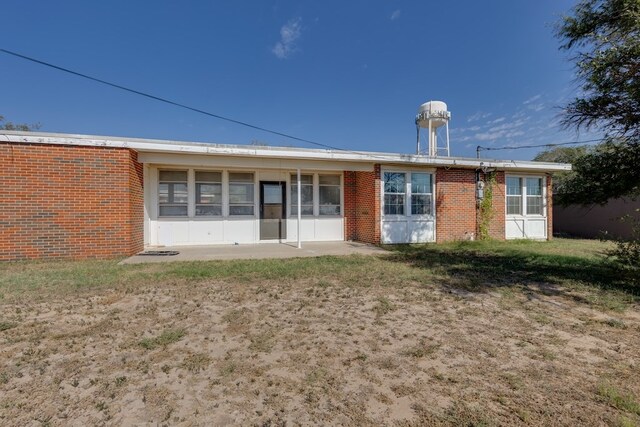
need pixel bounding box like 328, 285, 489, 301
445, 121, 450, 157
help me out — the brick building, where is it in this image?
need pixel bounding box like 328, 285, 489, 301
0, 131, 570, 260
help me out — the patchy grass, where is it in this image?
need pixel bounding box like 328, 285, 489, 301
373, 296, 395, 317
0, 239, 639, 425
0, 321, 17, 331
598, 383, 640, 415
138, 329, 186, 350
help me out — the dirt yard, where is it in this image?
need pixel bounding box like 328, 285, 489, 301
1, 239, 639, 426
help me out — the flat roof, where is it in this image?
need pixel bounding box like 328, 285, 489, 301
1, 130, 571, 172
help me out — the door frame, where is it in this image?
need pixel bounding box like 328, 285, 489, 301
259, 181, 287, 240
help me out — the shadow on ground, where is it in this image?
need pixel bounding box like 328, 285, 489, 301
383, 241, 639, 300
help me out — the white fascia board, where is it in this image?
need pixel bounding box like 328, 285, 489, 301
1, 131, 572, 172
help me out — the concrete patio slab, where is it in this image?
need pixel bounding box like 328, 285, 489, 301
120, 241, 388, 264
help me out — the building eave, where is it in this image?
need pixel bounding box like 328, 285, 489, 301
1, 130, 572, 172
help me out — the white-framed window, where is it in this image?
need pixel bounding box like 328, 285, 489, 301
158, 170, 188, 217
228, 172, 255, 216
384, 172, 406, 215
526, 177, 543, 215
411, 173, 433, 215
506, 177, 523, 215
506, 176, 545, 216
195, 171, 222, 217
383, 171, 434, 217
319, 175, 341, 215
291, 174, 314, 216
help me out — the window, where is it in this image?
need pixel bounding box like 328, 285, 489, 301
195, 171, 222, 216
228, 172, 255, 216
319, 175, 341, 215
526, 177, 543, 215
159, 170, 188, 216
506, 176, 545, 216
291, 174, 314, 216
384, 172, 406, 215
506, 177, 523, 215
411, 173, 433, 215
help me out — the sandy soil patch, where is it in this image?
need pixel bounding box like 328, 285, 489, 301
1, 275, 639, 426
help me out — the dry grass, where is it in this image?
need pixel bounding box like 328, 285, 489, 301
0, 239, 639, 426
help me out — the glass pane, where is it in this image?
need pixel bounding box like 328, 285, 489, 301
411, 173, 431, 194
319, 205, 340, 215
158, 183, 169, 204
159, 170, 187, 182
291, 205, 314, 215
506, 177, 522, 195
507, 196, 522, 215
229, 205, 254, 216
196, 183, 221, 204
411, 194, 432, 215
319, 175, 340, 185
526, 178, 542, 196
229, 172, 254, 182
159, 205, 188, 217
291, 185, 313, 204
229, 183, 254, 203
384, 172, 406, 194
263, 185, 282, 204
319, 186, 340, 205
527, 196, 543, 215
195, 204, 222, 216
195, 171, 221, 182
290, 174, 313, 184
384, 194, 405, 215
159, 182, 187, 204
170, 183, 188, 204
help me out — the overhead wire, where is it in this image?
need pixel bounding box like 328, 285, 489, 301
1, 48, 615, 162
0, 48, 345, 151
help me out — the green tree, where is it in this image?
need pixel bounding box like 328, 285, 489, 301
555, 0, 640, 205
0, 115, 40, 131
557, 0, 640, 140
557, 0, 640, 280
533, 145, 590, 199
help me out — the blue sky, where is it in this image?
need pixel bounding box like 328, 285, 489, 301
0, 0, 595, 160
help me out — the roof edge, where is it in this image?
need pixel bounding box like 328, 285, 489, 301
0, 130, 572, 171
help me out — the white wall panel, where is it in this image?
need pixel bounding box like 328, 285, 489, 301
524, 218, 547, 239
382, 221, 408, 244
408, 221, 435, 243
506, 219, 526, 239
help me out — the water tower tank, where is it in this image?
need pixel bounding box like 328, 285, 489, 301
416, 101, 449, 128
415, 100, 451, 157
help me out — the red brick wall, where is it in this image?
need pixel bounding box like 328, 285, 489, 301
0, 143, 144, 260
435, 169, 477, 242
343, 165, 380, 244
343, 171, 357, 240
480, 171, 506, 240
435, 168, 507, 242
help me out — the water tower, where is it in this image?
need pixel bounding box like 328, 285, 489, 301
415, 101, 451, 156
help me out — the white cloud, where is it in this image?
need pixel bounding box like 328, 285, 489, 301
467, 111, 492, 122
390, 10, 401, 20
527, 103, 546, 112
523, 94, 542, 105
487, 116, 506, 124
272, 17, 303, 59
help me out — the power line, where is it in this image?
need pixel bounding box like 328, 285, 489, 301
0, 48, 346, 152
476, 137, 607, 158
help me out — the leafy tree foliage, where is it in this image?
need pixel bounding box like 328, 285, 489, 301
555, 140, 640, 205
557, 0, 640, 139
557, 1, 640, 276
555, 0, 640, 206
0, 115, 40, 131
533, 146, 589, 197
